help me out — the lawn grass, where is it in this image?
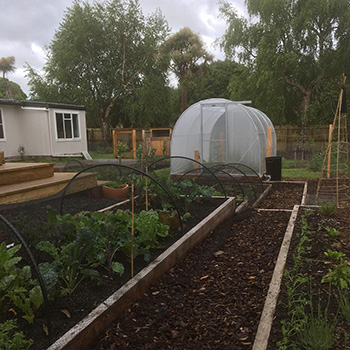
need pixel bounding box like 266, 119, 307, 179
282, 157, 320, 179
89, 150, 115, 159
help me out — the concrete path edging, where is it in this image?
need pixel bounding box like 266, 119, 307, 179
252, 204, 300, 350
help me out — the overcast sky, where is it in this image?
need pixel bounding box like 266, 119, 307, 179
0, 0, 246, 96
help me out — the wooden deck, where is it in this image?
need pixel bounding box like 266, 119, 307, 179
0, 162, 54, 185
0, 163, 98, 205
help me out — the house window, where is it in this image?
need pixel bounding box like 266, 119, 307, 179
0, 109, 4, 140
55, 112, 80, 139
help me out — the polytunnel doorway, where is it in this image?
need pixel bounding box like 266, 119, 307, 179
200, 103, 228, 164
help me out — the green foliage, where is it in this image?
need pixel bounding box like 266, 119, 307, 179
338, 291, 350, 321
121, 209, 169, 262
319, 202, 337, 218
0, 320, 33, 350
298, 309, 335, 350
0, 78, 26, 100
324, 249, 345, 262
322, 261, 350, 289
325, 226, 340, 239
219, 0, 350, 127
26, 0, 169, 140
37, 228, 100, 295
115, 141, 129, 158
0, 243, 43, 324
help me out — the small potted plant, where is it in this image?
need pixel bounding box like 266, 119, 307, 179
102, 182, 129, 200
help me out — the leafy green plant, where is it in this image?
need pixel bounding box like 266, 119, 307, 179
37, 227, 100, 295
116, 141, 129, 158
121, 209, 169, 262
0, 243, 43, 324
324, 226, 340, 238
319, 202, 337, 218
324, 249, 345, 261
322, 261, 350, 289
104, 181, 127, 189
0, 320, 33, 350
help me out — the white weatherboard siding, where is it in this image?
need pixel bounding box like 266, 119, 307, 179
0, 101, 88, 158
0, 105, 21, 157
19, 108, 51, 156
50, 109, 88, 156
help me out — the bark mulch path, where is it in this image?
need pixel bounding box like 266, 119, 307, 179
93, 210, 291, 350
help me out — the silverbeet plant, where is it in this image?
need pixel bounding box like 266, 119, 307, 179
37, 227, 100, 296
0, 243, 43, 324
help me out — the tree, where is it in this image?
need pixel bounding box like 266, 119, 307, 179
0, 78, 26, 100
161, 27, 213, 112
220, 0, 350, 129
0, 56, 16, 99
26, 0, 169, 142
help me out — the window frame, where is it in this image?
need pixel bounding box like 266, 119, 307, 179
54, 110, 81, 141
0, 108, 6, 141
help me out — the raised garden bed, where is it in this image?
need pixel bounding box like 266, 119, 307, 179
0, 186, 230, 350
268, 205, 350, 349
0, 181, 310, 350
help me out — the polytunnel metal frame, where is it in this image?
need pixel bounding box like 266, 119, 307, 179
148, 156, 227, 198
198, 164, 258, 203
228, 163, 264, 195
58, 163, 184, 233
0, 214, 52, 342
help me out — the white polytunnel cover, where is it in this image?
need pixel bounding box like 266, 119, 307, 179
170, 98, 276, 176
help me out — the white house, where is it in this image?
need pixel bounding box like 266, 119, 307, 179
0, 99, 88, 159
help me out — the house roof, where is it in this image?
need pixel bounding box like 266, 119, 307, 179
0, 99, 86, 111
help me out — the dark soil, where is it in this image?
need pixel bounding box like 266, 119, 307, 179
0, 191, 224, 350
269, 207, 350, 349
257, 182, 305, 209
0, 182, 307, 349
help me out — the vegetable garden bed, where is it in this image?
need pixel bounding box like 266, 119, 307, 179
0, 183, 229, 350
0, 179, 312, 350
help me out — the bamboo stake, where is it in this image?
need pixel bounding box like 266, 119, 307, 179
145, 165, 149, 211
327, 124, 333, 179
131, 184, 134, 278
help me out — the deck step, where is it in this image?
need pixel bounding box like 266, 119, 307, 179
0, 172, 98, 205
0, 163, 54, 186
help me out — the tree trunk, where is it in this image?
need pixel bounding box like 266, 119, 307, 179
300, 90, 312, 152
100, 108, 112, 144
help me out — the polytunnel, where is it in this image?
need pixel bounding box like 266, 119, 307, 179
170, 98, 277, 176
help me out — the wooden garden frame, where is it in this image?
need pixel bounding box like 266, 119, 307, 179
112, 130, 136, 159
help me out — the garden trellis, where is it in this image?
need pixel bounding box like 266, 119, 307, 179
170, 98, 276, 177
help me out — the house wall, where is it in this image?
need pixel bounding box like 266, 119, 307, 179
0, 103, 88, 158
19, 108, 51, 156
49, 109, 88, 156
0, 105, 21, 157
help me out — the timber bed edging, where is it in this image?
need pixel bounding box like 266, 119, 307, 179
47, 197, 236, 350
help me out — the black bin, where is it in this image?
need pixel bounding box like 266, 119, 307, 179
265, 156, 282, 181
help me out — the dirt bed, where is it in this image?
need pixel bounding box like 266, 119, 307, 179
256, 182, 305, 209
93, 209, 291, 350
269, 207, 350, 349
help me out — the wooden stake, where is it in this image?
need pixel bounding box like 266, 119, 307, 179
145, 165, 149, 211
131, 184, 134, 278
132, 130, 137, 159
327, 124, 333, 179
194, 150, 199, 170
112, 130, 117, 158
266, 126, 272, 157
